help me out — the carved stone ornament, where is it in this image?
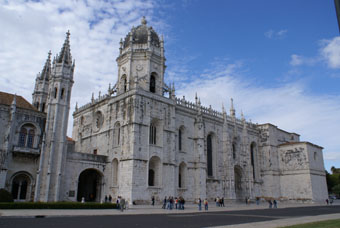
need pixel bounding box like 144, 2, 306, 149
122, 66, 126, 72
136, 64, 143, 71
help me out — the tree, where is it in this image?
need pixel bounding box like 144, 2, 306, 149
332, 184, 340, 197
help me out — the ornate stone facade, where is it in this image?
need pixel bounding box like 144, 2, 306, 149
0, 18, 328, 203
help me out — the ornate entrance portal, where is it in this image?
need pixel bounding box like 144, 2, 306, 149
77, 169, 102, 202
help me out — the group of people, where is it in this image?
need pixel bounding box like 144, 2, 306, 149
161, 196, 186, 210
116, 196, 127, 211
214, 197, 225, 207
267, 199, 278, 208
197, 198, 209, 211
104, 195, 113, 203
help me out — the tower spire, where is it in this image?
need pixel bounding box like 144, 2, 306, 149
40, 51, 52, 80
57, 30, 72, 65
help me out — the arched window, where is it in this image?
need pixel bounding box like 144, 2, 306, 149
148, 156, 161, 187
11, 174, 31, 201
18, 128, 27, 147
207, 134, 213, 177
149, 123, 156, 145
54, 87, 58, 99
18, 124, 36, 148
178, 128, 182, 151
124, 78, 127, 92
250, 143, 256, 179
42, 103, 45, 112
114, 122, 121, 146
179, 162, 186, 188
60, 88, 64, 99
35, 102, 40, 109
150, 74, 156, 93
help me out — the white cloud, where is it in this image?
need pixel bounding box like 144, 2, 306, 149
289, 54, 318, 67
290, 54, 303, 66
320, 36, 340, 69
176, 61, 340, 169
264, 29, 288, 39
0, 0, 160, 135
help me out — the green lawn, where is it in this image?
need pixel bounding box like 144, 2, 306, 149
281, 219, 340, 228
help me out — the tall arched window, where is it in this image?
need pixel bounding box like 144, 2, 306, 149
250, 143, 256, 180
179, 162, 186, 188
124, 78, 127, 92
148, 169, 155, 186
207, 134, 213, 177
178, 128, 182, 151
11, 173, 31, 201
150, 74, 156, 93
148, 156, 161, 186
114, 122, 121, 146
112, 159, 119, 186
35, 102, 40, 109
149, 123, 156, 145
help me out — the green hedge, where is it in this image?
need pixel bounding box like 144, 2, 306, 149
0, 202, 118, 209
0, 189, 14, 202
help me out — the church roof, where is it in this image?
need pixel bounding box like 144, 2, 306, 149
0, 91, 37, 111
123, 17, 160, 48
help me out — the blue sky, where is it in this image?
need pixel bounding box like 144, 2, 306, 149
0, 0, 340, 171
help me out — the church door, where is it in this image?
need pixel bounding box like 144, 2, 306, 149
77, 169, 102, 202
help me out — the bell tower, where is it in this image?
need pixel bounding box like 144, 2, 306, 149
115, 17, 165, 96
34, 31, 75, 202
32, 51, 51, 112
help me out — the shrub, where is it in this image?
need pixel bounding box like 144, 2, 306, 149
0, 189, 14, 202
0, 202, 118, 209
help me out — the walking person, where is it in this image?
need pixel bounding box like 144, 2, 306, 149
273, 199, 277, 208
162, 196, 167, 209
198, 198, 202, 211
268, 199, 273, 209
221, 197, 225, 207
120, 197, 125, 212
151, 196, 155, 206
204, 198, 208, 211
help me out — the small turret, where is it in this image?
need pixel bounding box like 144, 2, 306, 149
230, 98, 235, 118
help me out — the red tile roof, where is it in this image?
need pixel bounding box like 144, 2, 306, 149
0, 91, 37, 111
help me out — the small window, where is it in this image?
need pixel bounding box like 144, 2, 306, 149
42, 103, 45, 112
54, 87, 58, 99
60, 88, 64, 99
36, 102, 40, 109
149, 124, 156, 145
93, 149, 97, 155
150, 75, 156, 93
232, 143, 236, 159
314, 152, 317, 161
178, 129, 182, 151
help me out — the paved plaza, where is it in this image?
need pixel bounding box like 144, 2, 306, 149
1, 201, 340, 228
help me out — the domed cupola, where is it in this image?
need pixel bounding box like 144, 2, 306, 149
123, 17, 160, 48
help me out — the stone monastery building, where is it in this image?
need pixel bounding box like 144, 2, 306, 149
0, 18, 328, 203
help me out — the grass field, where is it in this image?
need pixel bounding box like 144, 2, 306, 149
281, 219, 340, 228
